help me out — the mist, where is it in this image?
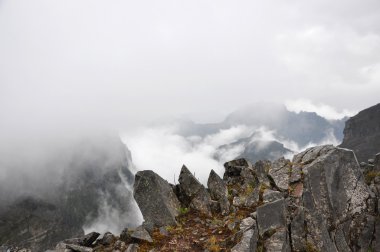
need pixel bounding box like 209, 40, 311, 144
0, 0, 379, 239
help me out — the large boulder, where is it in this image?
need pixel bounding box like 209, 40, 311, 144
293, 145, 374, 251
133, 170, 181, 227
178, 165, 212, 216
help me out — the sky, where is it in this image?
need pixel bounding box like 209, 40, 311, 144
1, 0, 379, 137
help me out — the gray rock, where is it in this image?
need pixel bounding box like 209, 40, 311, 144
179, 165, 212, 216
133, 170, 181, 227
262, 189, 283, 203
207, 169, 230, 215
231, 225, 258, 252
239, 217, 255, 231
257, 199, 286, 236
125, 244, 139, 252
63, 232, 100, 247
98, 232, 115, 246
290, 207, 305, 251
264, 228, 290, 252
131, 226, 153, 243
224, 158, 251, 178
268, 157, 291, 191
295, 146, 373, 251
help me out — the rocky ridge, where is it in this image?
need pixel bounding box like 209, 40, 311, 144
18, 145, 380, 252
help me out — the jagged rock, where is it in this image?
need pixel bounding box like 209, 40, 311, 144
244, 187, 260, 207
262, 189, 283, 203
63, 232, 100, 247
257, 199, 286, 236
179, 165, 212, 216
223, 158, 250, 178
264, 228, 290, 252
98, 232, 115, 246
134, 170, 181, 227
268, 157, 291, 191
207, 170, 230, 215
126, 244, 139, 252
131, 226, 153, 243
231, 224, 258, 252
239, 217, 255, 231
289, 164, 302, 183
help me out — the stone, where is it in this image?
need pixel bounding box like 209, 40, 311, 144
63, 232, 100, 247
268, 157, 291, 191
131, 226, 153, 243
98, 232, 115, 246
159, 227, 169, 237
207, 169, 230, 215
262, 189, 283, 203
126, 244, 139, 252
257, 199, 286, 236
223, 158, 251, 178
239, 217, 255, 231
133, 170, 181, 227
231, 225, 258, 252
179, 165, 212, 216
264, 228, 290, 252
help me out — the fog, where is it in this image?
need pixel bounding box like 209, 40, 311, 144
0, 0, 379, 236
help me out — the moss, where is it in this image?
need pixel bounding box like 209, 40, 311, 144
365, 171, 380, 184
305, 242, 320, 252
178, 207, 189, 215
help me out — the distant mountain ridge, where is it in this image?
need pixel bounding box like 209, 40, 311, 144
174, 103, 346, 162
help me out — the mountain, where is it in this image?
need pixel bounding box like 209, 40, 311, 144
174, 103, 346, 162
0, 136, 139, 251
340, 103, 380, 162
43, 145, 380, 252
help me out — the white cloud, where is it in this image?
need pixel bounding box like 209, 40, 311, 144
285, 99, 356, 120
122, 125, 253, 184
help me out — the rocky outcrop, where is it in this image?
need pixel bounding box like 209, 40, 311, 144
340, 103, 380, 162
10, 143, 380, 252
133, 170, 181, 227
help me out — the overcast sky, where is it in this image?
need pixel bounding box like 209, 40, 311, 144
1, 0, 379, 135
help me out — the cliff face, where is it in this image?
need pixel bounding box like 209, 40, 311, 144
0, 137, 138, 252
340, 103, 380, 162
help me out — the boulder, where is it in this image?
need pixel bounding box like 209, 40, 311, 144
207, 169, 230, 215
126, 244, 139, 252
178, 165, 212, 216
134, 170, 181, 227
131, 226, 153, 243
295, 146, 374, 251
257, 199, 286, 236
